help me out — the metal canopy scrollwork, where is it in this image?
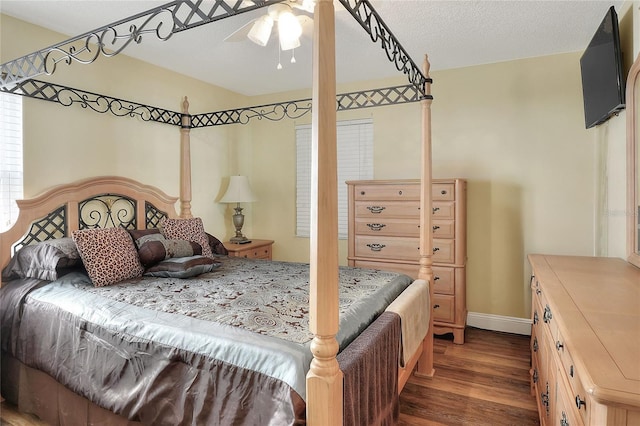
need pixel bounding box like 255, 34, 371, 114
337, 0, 430, 98
192, 85, 422, 126
336, 85, 424, 110
191, 100, 313, 127
0, 0, 284, 88
0, 0, 430, 124
3, 78, 182, 125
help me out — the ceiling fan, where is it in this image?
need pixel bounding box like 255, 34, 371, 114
225, 0, 315, 53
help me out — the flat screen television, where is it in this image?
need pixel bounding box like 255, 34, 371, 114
580, 6, 625, 129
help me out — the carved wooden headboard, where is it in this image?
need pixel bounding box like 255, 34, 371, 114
0, 176, 179, 272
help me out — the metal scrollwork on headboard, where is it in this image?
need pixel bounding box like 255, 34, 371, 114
145, 202, 168, 229
79, 194, 137, 230
12, 205, 67, 254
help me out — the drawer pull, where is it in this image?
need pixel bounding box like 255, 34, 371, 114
366, 223, 386, 231
360, 191, 365, 195
366, 243, 386, 252
560, 412, 569, 426
398, 190, 403, 195
532, 368, 538, 384
433, 275, 440, 281
575, 395, 586, 410
542, 383, 550, 415
533, 337, 538, 352
432, 225, 440, 231
433, 247, 440, 253
440, 190, 447, 195
432, 207, 440, 213
556, 341, 564, 351
536, 288, 541, 295
543, 305, 552, 323
533, 311, 539, 325
367, 206, 386, 214
570, 365, 574, 377
433, 304, 440, 309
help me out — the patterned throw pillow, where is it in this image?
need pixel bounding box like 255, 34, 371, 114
161, 217, 214, 258
72, 227, 144, 287
137, 238, 202, 267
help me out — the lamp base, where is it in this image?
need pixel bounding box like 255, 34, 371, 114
230, 237, 252, 244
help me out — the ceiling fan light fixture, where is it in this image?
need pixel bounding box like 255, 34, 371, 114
300, 0, 316, 13
248, 15, 274, 46
278, 10, 302, 51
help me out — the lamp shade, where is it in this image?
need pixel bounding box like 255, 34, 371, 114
248, 15, 273, 47
219, 176, 256, 203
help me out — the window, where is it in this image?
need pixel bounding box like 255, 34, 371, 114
296, 118, 373, 238
0, 92, 23, 232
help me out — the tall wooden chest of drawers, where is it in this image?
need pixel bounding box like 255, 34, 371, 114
347, 179, 467, 344
528, 255, 640, 426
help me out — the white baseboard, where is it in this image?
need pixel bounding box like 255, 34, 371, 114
466, 312, 532, 336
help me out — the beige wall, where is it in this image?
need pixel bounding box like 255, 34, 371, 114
599, 1, 639, 260
3, 7, 633, 321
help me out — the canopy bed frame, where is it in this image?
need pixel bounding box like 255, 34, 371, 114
0, 0, 436, 424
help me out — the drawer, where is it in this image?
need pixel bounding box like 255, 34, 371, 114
432, 219, 455, 238
432, 266, 455, 295
352, 259, 419, 279
432, 238, 455, 264
535, 280, 558, 342
433, 294, 455, 323
556, 371, 584, 426
238, 245, 272, 259
432, 201, 454, 220
555, 330, 590, 425
354, 235, 419, 261
354, 218, 419, 237
355, 201, 420, 219
354, 184, 420, 201
432, 183, 455, 201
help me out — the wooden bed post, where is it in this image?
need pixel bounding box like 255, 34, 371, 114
180, 96, 193, 219
416, 55, 436, 378
306, 0, 343, 424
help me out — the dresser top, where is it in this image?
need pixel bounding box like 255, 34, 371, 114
528, 254, 640, 408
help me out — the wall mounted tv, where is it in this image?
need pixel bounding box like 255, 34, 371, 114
579, 5, 625, 129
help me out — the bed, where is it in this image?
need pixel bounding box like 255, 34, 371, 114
0, 0, 436, 424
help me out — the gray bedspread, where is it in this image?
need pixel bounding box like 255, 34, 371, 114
0, 257, 412, 425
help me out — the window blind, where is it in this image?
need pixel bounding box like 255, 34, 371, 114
296, 118, 373, 238
0, 93, 23, 232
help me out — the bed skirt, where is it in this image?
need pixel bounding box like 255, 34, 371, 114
2, 352, 140, 425
2, 313, 402, 426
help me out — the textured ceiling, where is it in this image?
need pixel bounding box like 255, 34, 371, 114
0, 0, 626, 96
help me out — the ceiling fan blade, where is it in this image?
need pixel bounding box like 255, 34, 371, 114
224, 19, 257, 42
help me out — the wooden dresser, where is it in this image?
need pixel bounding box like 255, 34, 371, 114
528, 255, 640, 426
346, 179, 467, 344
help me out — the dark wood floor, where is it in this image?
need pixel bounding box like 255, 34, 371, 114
399, 327, 539, 425
1, 327, 538, 425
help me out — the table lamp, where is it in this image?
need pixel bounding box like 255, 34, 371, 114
219, 175, 256, 243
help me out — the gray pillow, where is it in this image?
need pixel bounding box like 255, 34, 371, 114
143, 255, 221, 278
2, 238, 82, 281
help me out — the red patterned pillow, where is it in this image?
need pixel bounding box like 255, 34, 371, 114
161, 217, 213, 258
72, 227, 144, 287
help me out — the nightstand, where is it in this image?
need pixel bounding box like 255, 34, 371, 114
223, 239, 274, 260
